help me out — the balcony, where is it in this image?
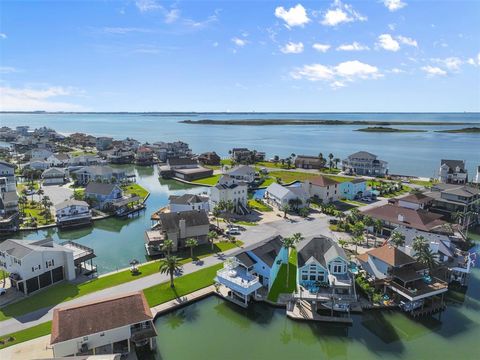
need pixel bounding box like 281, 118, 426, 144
386, 277, 448, 301
216, 266, 262, 296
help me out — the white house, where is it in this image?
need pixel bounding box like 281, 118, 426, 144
264, 183, 309, 210
168, 193, 209, 213
42, 167, 67, 185
438, 159, 468, 184
0, 160, 16, 192
303, 175, 340, 203
73, 166, 126, 185
54, 199, 92, 228
226, 165, 256, 184
0, 238, 76, 294
51, 292, 157, 357
26, 160, 50, 171
29, 148, 53, 160
209, 175, 249, 215
47, 153, 70, 167
342, 151, 388, 176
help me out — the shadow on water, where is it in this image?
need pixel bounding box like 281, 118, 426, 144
213, 298, 276, 329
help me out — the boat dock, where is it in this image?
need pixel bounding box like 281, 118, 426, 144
286, 300, 353, 325
151, 285, 215, 317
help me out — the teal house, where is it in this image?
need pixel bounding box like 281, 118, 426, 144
339, 178, 367, 200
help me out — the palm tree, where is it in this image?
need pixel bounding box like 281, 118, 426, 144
281, 234, 302, 287
412, 235, 428, 254
18, 195, 27, 216
159, 256, 182, 288
281, 203, 290, 218
333, 158, 340, 169
348, 208, 361, 224
298, 207, 309, 218
208, 231, 217, 251
451, 211, 463, 226
373, 219, 383, 247
390, 231, 406, 248
186, 238, 198, 259
351, 234, 363, 254
328, 153, 334, 169
416, 247, 438, 270
162, 239, 174, 256
338, 238, 348, 249
37, 187, 44, 201
212, 205, 221, 227
362, 215, 373, 246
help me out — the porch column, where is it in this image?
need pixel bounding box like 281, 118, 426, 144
127, 340, 131, 353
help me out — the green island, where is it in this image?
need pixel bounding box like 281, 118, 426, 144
356, 127, 427, 133
435, 127, 480, 133
180, 119, 474, 126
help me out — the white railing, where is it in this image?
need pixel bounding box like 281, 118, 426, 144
216, 268, 260, 289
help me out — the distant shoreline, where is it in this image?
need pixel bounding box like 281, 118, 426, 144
355, 127, 427, 133
180, 119, 476, 126
435, 127, 480, 133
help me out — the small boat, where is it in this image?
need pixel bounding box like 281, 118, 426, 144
322, 302, 350, 312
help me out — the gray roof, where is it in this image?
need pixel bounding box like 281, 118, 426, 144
168, 157, 197, 166
169, 194, 208, 205
159, 210, 209, 232
85, 182, 118, 196
2, 191, 18, 203
0, 160, 15, 168
297, 236, 347, 268
42, 167, 66, 176
248, 235, 283, 267
266, 183, 291, 199
348, 151, 377, 160
441, 159, 466, 172
75, 165, 113, 176
55, 199, 89, 210
236, 252, 256, 268
0, 238, 66, 259
227, 165, 255, 176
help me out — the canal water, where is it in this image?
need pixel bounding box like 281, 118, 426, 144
11, 166, 208, 274
153, 243, 480, 360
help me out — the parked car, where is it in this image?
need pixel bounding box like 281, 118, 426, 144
0, 288, 6, 296
225, 227, 241, 235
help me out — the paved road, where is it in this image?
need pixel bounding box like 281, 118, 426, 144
0, 214, 333, 337
32, 185, 73, 205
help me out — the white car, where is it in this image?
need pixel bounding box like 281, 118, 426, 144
225, 228, 241, 235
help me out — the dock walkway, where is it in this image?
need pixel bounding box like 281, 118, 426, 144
151, 286, 215, 317
286, 300, 353, 325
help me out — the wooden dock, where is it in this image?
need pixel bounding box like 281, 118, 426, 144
286, 300, 353, 325
151, 285, 215, 317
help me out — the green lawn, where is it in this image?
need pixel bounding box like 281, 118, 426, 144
248, 199, 273, 212
220, 159, 233, 166
0, 321, 52, 350
121, 183, 149, 200
22, 203, 55, 226
190, 174, 221, 185
255, 161, 293, 169
324, 175, 353, 183
269, 170, 351, 185
267, 250, 297, 302
0, 241, 242, 322
259, 177, 276, 187
409, 179, 435, 187
144, 263, 222, 307
70, 150, 97, 157
17, 182, 40, 193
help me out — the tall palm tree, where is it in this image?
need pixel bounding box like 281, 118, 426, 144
373, 219, 383, 247
212, 205, 221, 227
416, 247, 438, 270
162, 239, 174, 256
281, 203, 290, 218
281, 234, 302, 287
208, 231, 217, 251
328, 153, 334, 169
390, 231, 406, 248
159, 256, 182, 288
412, 235, 428, 254
186, 238, 198, 259
333, 158, 340, 169
362, 215, 373, 245
352, 234, 363, 254
37, 188, 44, 202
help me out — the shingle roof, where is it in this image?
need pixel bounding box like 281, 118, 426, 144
42, 167, 65, 176
348, 151, 377, 159
0, 160, 15, 168
85, 182, 118, 196
0, 239, 34, 258
248, 235, 283, 267
159, 210, 209, 232
169, 193, 208, 205
266, 183, 291, 199
399, 193, 433, 205
362, 245, 416, 267
308, 175, 339, 187
236, 252, 257, 268
227, 165, 255, 176
75, 165, 113, 176
441, 159, 466, 172
55, 199, 89, 210
2, 191, 18, 203
297, 236, 346, 268
168, 157, 197, 166
51, 292, 153, 344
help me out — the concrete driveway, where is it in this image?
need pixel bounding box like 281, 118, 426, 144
33, 185, 73, 205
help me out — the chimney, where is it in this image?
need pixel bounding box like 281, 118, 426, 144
398, 214, 405, 222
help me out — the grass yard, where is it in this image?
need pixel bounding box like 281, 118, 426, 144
144, 263, 222, 307
267, 250, 297, 302
0, 241, 242, 322
121, 183, 149, 200
255, 161, 293, 169
325, 175, 353, 183
191, 174, 221, 186
248, 199, 273, 212
22, 203, 55, 226
269, 170, 351, 185
70, 150, 97, 157
220, 159, 233, 166
259, 177, 276, 187
16, 182, 40, 193
409, 179, 435, 187
0, 321, 52, 350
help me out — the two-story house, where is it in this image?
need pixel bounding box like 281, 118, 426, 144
338, 178, 367, 200
51, 292, 157, 357
226, 165, 256, 184
95, 136, 113, 151
264, 183, 309, 210
42, 167, 67, 185
85, 182, 123, 209
209, 175, 249, 215
73, 166, 126, 185
303, 175, 340, 203
54, 199, 92, 228
294, 155, 326, 169
0, 160, 16, 193
168, 193, 209, 213
438, 159, 468, 184
342, 151, 388, 176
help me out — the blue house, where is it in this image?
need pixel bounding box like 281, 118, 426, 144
215, 236, 288, 307
85, 182, 123, 209
339, 178, 367, 200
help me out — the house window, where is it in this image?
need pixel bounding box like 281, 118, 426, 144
302, 275, 308, 280
333, 264, 343, 273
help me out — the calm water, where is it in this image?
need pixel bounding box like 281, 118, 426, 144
153, 244, 480, 360
1, 112, 479, 177
10, 166, 207, 274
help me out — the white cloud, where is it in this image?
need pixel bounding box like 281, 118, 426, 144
182, 12, 219, 29
0, 66, 18, 74
274, 4, 310, 28
280, 42, 304, 54
0, 33, 7, 39
432, 57, 463, 71
421, 66, 447, 77
165, 9, 180, 24
232, 37, 248, 47
0, 85, 85, 111
291, 60, 381, 88
397, 35, 418, 47
377, 34, 400, 51
383, 0, 407, 12
135, 0, 162, 13
312, 43, 331, 53
336, 41, 369, 51
390, 68, 405, 73
467, 53, 480, 66
388, 23, 396, 31
321, 1, 367, 27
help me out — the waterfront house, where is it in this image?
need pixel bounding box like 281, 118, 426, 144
68, 155, 102, 167
73, 165, 126, 185
0, 238, 95, 295
294, 236, 354, 305
338, 178, 367, 200
168, 193, 209, 213
424, 183, 480, 226
104, 148, 135, 164
145, 210, 210, 255
151, 141, 192, 162
159, 157, 213, 181
303, 175, 340, 203
361, 201, 446, 235
42, 167, 67, 185
230, 148, 266, 164
265, 183, 309, 210
28, 148, 53, 161
209, 175, 249, 215
54, 199, 92, 228
0, 191, 18, 214
68, 133, 97, 147
50, 292, 157, 357
215, 236, 287, 306
95, 136, 113, 151
85, 182, 123, 209
342, 151, 388, 176
438, 159, 468, 184
197, 151, 221, 166
294, 155, 326, 169
226, 165, 256, 184
357, 245, 448, 314
0, 160, 16, 192
135, 146, 154, 165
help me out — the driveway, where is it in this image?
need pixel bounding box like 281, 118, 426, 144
33, 185, 73, 205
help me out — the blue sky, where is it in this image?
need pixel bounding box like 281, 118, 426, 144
0, 0, 479, 112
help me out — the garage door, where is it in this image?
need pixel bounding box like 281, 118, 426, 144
52, 266, 64, 283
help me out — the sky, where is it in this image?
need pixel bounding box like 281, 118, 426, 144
0, 0, 479, 112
